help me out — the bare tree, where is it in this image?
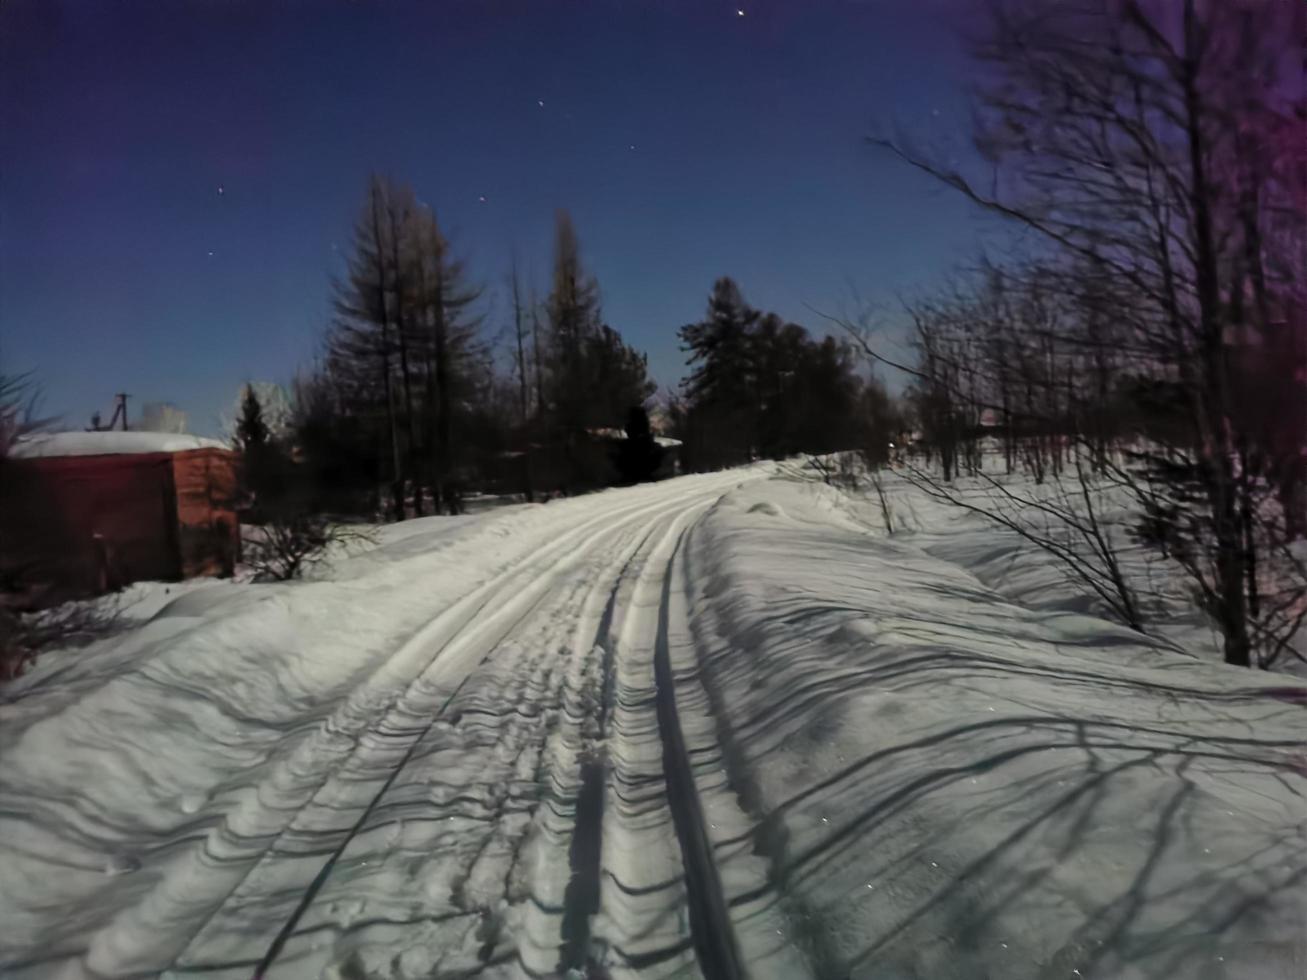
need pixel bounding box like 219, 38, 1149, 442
864, 0, 1305, 667
904, 448, 1148, 631
0, 371, 50, 461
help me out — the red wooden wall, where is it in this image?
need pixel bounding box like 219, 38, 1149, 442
0, 448, 239, 604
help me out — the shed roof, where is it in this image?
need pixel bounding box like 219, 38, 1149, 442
10, 431, 229, 459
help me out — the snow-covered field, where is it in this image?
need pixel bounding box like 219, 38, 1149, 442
852, 458, 1307, 676
1, 466, 1303, 979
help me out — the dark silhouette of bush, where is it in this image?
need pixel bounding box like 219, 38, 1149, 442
616, 406, 664, 485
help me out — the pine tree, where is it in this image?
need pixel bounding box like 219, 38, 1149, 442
678, 277, 868, 468
679, 277, 758, 414
325, 178, 485, 518
544, 210, 603, 438
538, 211, 657, 488
235, 384, 269, 454
329, 175, 406, 521
587, 324, 656, 427
408, 204, 483, 513
679, 277, 760, 465
235, 383, 289, 518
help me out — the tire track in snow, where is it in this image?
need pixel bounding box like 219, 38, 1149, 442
225, 546, 613, 979
651, 527, 744, 980
219, 475, 756, 978
586, 490, 810, 980
585, 500, 736, 978
205, 491, 712, 977
510, 500, 706, 978
671, 519, 817, 980
555, 512, 678, 976
0, 472, 767, 978
352, 481, 753, 978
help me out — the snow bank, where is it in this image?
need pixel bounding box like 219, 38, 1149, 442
10, 431, 230, 458
685, 477, 1307, 979
0, 492, 561, 973
861, 466, 1304, 674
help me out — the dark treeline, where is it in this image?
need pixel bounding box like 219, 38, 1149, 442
240, 182, 902, 530
248, 179, 658, 522
671, 277, 899, 472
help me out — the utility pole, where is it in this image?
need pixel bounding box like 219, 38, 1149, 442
111, 393, 130, 430
90, 393, 131, 431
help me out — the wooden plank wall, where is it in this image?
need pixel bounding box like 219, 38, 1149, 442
170, 449, 240, 578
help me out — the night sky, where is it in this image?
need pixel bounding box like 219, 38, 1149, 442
1, 0, 996, 436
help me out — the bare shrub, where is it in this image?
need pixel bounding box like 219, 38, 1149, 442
0, 598, 121, 682
244, 515, 376, 582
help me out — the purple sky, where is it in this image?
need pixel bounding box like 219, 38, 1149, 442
1, 0, 996, 436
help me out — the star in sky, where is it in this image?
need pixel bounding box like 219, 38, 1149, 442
217, 184, 225, 196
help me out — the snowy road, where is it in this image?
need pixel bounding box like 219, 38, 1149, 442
2, 470, 781, 979
2, 468, 1304, 979
164, 472, 749, 978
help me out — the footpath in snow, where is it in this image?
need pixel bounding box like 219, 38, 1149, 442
0, 467, 1303, 979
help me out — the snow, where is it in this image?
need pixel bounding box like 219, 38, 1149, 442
684, 476, 1306, 979
579, 427, 681, 448
10, 430, 230, 458
844, 456, 1306, 675
0, 466, 1303, 979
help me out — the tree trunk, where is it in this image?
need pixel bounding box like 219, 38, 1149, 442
368, 186, 404, 523
1182, 0, 1249, 665
510, 264, 535, 503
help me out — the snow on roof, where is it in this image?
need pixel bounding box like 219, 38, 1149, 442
10, 430, 230, 459
583, 427, 683, 447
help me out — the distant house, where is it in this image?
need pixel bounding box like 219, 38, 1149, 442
653, 435, 682, 478
1, 431, 240, 604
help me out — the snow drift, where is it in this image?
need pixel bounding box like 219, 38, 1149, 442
683, 476, 1306, 979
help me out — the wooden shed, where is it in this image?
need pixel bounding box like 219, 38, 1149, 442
1, 432, 240, 604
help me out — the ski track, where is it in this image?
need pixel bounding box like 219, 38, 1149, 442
8, 469, 797, 980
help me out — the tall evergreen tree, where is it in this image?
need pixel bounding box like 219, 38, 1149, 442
544, 210, 603, 437
234, 384, 269, 455
540, 211, 655, 488
679, 277, 760, 465
329, 175, 407, 521
407, 203, 483, 513
679, 277, 758, 414
587, 324, 656, 427
323, 177, 485, 518
679, 277, 868, 468
234, 383, 290, 519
